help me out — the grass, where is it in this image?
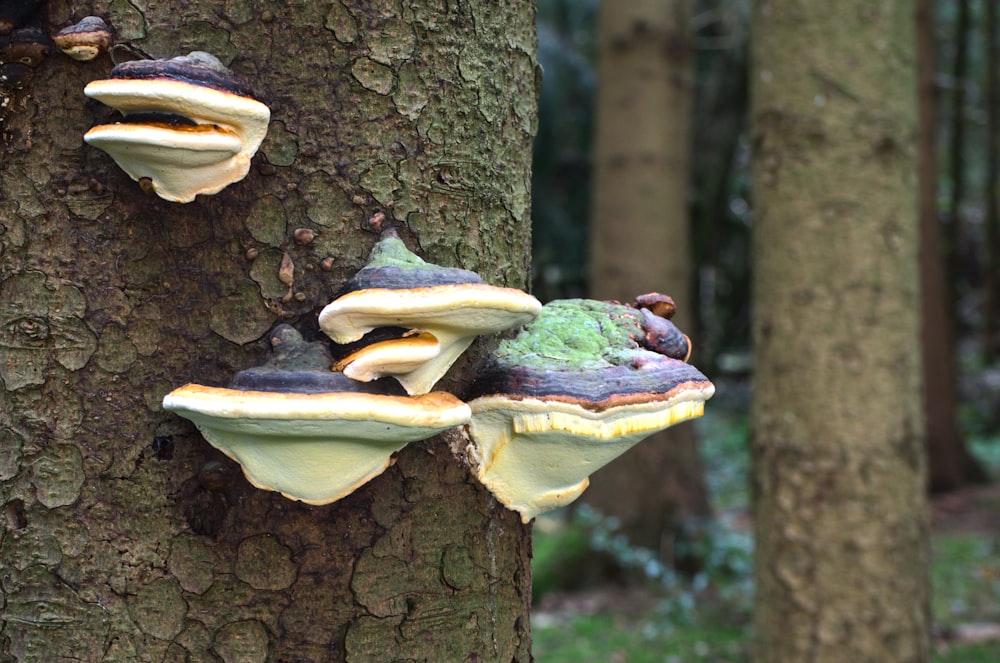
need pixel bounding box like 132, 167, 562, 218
531, 402, 1000, 662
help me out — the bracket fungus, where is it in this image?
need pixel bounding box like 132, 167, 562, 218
53, 16, 112, 61
319, 229, 542, 395
83, 51, 270, 202
163, 326, 470, 505
463, 297, 715, 523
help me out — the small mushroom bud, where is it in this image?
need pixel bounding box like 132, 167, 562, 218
634, 292, 676, 320
53, 16, 113, 61
292, 227, 316, 245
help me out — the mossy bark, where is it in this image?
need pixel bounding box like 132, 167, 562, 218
750, 2, 930, 662
1, 1, 536, 660
584, 0, 709, 562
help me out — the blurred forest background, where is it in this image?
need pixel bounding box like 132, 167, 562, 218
528, 0, 1000, 661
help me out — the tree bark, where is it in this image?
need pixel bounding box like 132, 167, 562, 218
750, 2, 931, 662
1, 1, 537, 660
585, 0, 710, 562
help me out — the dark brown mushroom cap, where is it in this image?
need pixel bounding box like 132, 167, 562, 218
340, 227, 484, 294
229, 367, 407, 396
108, 51, 255, 98
464, 298, 710, 408
1, 27, 48, 67
639, 308, 690, 361
226, 324, 406, 396
466, 360, 710, 410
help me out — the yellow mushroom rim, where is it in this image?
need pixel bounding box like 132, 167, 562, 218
465, 381, 716, 523
319, 284, 542, 395
162, 384, 470, 505
83, 77, 270, 202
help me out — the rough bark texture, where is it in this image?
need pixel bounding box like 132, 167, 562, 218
750, 2, 931, 662
584, 0, 709, 561
1, 1, 537, 661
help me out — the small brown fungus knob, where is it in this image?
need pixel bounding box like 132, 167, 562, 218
638, 308, 691, 362
634, 292, 676, 320
2, 27, 48, 67
53, 16, 112, 61
292, 227, 316, 245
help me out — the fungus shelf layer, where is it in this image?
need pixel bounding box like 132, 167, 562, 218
463, 297, 714, 522
84, 52, 269, 202
319, 229, 541, 395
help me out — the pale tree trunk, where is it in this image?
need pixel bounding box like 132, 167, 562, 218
750, 2, 931, 662
1, 1, 537, 660
917, 0, 987, 492
585, 0, 710, 563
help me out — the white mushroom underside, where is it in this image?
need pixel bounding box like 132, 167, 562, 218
85, 124, 247, 202
83, 78, 270, 202
337, 333, 446, 396
318, 285, 543, 344
319, 285, 541, 394
163, 384, 470, 504
84, 78, 270, 147
467, 384, 715, 523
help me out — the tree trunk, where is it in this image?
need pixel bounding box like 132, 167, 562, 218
984, 0, 999, 359
917, 0, 988, 492
585, 0, 710, 563
946, 0, 970, 307
1, 2, 537, 660
750, 2, 931, 662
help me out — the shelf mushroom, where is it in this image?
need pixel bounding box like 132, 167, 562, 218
319, 228, 542, 395
463, 297, 715, 523
163, 326, 470, 505
83, 51, 270, 202
52, 16, 112, 61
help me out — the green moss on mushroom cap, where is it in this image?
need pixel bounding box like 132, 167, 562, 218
488, 299, 681, 373
341, 228, 485, 292
497, 299, 637, 370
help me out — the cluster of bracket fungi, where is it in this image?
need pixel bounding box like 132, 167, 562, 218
57, 36, 715, 520
165, 230, 716, 522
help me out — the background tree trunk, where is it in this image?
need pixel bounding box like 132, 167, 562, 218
917, 0, 988, 492
946, 0, 970, 307
750, 2, 931, 661
984, 0, 999, 359
585, 0, 710, 566
0, 1, 537, 660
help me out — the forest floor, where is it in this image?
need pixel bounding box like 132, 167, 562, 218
932, 481, 1000, 533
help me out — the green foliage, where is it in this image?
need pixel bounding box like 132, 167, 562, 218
532, 612, 748, 663
932, 535, 1000, 627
